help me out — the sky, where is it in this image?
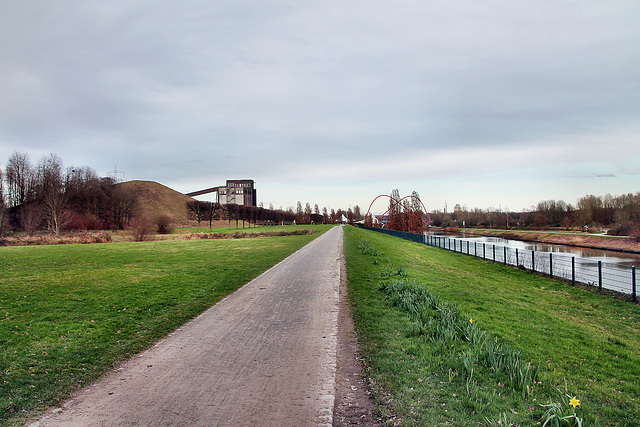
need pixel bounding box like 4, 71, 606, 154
1, 1, 638, 214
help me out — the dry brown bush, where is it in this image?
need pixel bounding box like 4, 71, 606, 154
128, 216, 155, 242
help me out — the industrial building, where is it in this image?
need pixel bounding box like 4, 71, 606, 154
186, 179, 257, 207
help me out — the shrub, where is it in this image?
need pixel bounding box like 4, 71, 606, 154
155, 215, 173, 234
128, 216, 155, 242
608, 221, 640, 240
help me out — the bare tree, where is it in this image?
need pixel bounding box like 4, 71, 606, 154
304, 202, 312, 224
0, 169, 7, 234
38, 154, 66, 234
408, 191, 424, 234
387, 189, 403, 231
296, 201, 303, 224
112, 184, 138, 229
5, 152, 34, 209
186, 200, 209, 231
204, 202, 221, 230
353, 205, 362, 221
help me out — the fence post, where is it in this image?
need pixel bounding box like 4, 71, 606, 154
492, 245, 496, 262
598, 261, 602, 291
467, 241, 470, 255
549, 253, 553, 278
572, 257, 575, 285
504, 247, 507, 265
483, 243, 486, 260
516, 248, 519, 267
532, 250, 535, 272
475, 242, 477, 257
633, 266, 637, 303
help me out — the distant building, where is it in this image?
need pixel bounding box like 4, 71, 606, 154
186, 179, 257, 207
217, 179, 257, 207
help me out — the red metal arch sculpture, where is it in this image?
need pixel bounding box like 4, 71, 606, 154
365, 194, 432, 225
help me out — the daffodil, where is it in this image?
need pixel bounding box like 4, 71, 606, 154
469, 318, 474, 324
569, 396, 581, 408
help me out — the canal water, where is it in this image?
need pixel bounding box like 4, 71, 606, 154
437, 233, 640, 268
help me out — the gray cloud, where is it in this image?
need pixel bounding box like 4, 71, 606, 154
1, 0, 638, 210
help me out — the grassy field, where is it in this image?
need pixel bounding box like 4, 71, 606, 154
344, 226, 640, 426
173, 223, 329, 235
0, 225, 331, 426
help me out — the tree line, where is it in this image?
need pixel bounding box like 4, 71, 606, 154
186, 200, 364, 228
0, 152, 137, 234
428, 193, 640, 235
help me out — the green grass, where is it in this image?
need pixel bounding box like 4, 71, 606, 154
173, 223, 330, 234
344, 226, 640, 426
0, 228, 328, 425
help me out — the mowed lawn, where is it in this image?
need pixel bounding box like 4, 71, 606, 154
344, 227, 640, 426
0, 227, 328, 425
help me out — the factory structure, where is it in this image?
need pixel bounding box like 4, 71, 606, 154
186, 179, 257, 207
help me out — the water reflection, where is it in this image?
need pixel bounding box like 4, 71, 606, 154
434, 233, 640, 267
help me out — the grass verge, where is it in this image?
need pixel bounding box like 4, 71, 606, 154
344, 226, 640, 426
0, 228, 328, 426
173, 223, 330, 235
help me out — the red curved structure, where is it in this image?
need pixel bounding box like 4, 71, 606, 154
365, 194, 432, 225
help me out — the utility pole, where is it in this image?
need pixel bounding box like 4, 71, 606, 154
108, 166, 125, 182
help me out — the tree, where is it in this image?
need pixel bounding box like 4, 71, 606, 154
37, 154, 66, 234
204, 202, 221, 229
296, 201, 303, 224
353, 205, 362, 221
5, 151, 34, 209
387, 189, 403, 231
0, 169, 7, 235
322, 207, 329, 224
5, 152, 37, 231
186, 200, 209, 230
364, 213, 373, 227
408, 191, 424, 234
111, 184, 138, 229
304, 202, 312, 224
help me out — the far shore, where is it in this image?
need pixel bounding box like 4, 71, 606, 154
434, 227, 640, 255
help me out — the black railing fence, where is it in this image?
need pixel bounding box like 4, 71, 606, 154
357, 226, 638, 302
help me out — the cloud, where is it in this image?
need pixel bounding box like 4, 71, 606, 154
0, 0, 638, 210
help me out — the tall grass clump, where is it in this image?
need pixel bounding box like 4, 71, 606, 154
380, 279, 540, 399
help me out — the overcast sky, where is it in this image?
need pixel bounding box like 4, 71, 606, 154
1, 1, 638, 213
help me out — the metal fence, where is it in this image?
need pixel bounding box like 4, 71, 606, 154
358, 226, 638, 302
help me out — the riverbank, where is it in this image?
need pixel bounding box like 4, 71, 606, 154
452, 228, 640, 254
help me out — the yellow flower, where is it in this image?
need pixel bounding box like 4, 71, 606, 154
569, 397, 581, 408
469, 318, 474, 324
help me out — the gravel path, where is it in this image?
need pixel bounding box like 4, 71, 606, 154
30, 226, 346, 427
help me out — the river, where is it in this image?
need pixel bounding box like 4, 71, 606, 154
436, 233, 640, 268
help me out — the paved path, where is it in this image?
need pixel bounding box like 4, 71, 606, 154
31, 226, 344, 427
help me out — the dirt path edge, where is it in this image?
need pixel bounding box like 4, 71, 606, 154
333, 251, 381, 426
